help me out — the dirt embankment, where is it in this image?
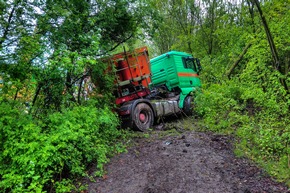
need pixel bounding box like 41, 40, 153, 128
86, 126, 289, 193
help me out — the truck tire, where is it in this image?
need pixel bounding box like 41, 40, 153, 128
183, 96, 194, 116
132, 103, 154, 131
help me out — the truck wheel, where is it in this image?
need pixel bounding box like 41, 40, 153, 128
183, 96, 194, 116
132, 103, 154, 131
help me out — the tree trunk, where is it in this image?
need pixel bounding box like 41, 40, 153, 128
226, 43, 252, 78
252, 0, 289, 94
32, 83, 42, 106
65, 72, 77, 103
0, 3, 17, 48
77, 77, 84, 105
13, 88, 19, 101
252, 0, 279, 68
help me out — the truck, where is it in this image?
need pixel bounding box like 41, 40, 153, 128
104, 46, 202, 131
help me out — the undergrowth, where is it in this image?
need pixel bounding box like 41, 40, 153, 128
195, 80, 290, 187
0, 100, 130, 192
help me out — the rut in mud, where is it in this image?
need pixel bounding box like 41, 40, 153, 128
86, 123, 289, 193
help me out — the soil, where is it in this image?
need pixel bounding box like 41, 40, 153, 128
85, 120, 289, 193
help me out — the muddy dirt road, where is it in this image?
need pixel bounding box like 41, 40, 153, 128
87, 127, 289, 193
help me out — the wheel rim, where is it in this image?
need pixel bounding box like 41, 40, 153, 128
139, 113, 146, 122
139, 111, 149, 123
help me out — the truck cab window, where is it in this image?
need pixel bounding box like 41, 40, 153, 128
183, 57, 197, 72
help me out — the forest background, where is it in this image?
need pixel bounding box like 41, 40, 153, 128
0, 0, 289, 192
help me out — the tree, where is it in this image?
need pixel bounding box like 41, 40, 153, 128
251, 0, 289, 94
1, 0, 150, 111
0, 1, 154, 191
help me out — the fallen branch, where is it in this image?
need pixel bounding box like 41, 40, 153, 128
226, 43, 252, 79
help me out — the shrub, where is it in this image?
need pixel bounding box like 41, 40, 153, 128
0, 101, 126, 192
195, 79, 290, 185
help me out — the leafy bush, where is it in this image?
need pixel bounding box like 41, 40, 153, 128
0, 100, 127, 192
195, 79, 290, 185
195, 80, 248, 133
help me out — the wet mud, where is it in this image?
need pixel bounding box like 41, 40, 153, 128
86, 128, 289, 193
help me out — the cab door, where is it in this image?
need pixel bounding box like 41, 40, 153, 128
178, 57, 200, 88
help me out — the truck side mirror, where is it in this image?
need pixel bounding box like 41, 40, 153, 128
196, 58, 202, 73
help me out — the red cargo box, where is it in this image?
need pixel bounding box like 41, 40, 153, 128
110, 46, 151, 88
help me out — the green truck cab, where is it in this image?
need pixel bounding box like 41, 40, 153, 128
150, 51, 202, 108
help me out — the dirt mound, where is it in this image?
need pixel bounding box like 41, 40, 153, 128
87, 130, 289, 193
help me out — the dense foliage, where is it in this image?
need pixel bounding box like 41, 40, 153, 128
0, 101, 126, 192
147, 0, 290, 186
1, 0, 290, 191
0, 0, 146, 192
